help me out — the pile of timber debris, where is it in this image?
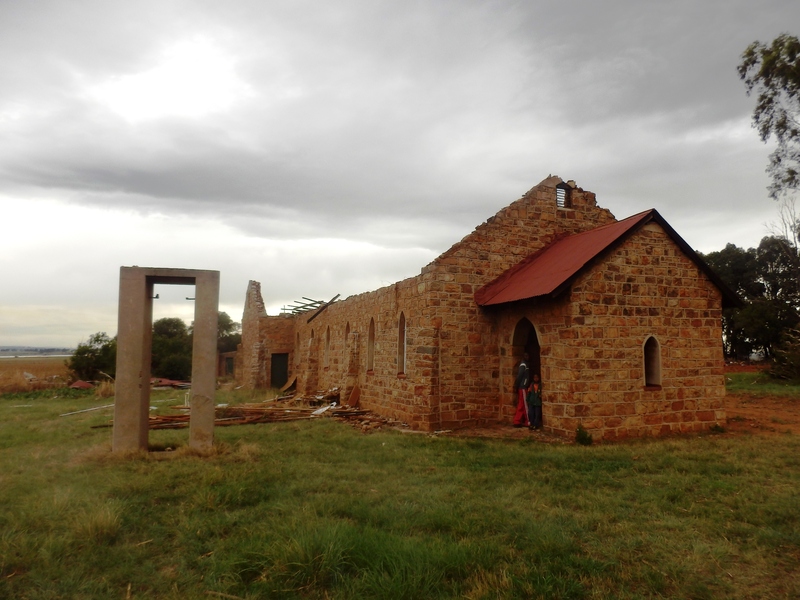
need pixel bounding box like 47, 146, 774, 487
146, 387, 407, 433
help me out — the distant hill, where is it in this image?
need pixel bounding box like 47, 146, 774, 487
0, 346, 74, 356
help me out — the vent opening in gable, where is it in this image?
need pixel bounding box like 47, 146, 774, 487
556, 183, 571, 209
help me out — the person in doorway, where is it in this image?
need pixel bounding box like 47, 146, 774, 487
527, 373, 543, 430
513, 353, 531, 427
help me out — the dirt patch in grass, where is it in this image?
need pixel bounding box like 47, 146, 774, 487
725, 363, 800, 436
725, 393, 800, 436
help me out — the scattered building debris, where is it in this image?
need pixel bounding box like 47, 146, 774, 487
347, 384, 360, 408
70, 380, 94, 389
60, 403, 114, 417
151, 378, 190, 389
279, 376, 297, 393
93, 386, 407, 432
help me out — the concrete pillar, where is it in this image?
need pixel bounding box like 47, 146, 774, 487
112, 269, 153, 452
189, 270, 219, 451
112, 267, 220, 453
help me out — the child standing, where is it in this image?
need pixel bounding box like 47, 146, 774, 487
527, 374, 543, 430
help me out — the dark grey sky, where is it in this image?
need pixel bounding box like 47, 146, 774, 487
0, 0, 796, 346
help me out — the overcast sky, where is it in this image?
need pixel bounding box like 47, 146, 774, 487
1, 0, 797, 348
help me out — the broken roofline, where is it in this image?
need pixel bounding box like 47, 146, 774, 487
474, 209, 743, 309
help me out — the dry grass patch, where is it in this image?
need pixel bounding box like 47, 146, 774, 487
0, 356, 71, 393
94, 380, 115, 398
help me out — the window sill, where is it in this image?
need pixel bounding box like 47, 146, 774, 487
644, 384, 662, 391
366, 370, 374, 376
397, 373, 407, 380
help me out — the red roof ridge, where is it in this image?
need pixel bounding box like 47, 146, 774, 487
474, 210, 658, 306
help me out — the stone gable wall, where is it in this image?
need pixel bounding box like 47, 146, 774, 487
422, 176, 616, 282
491, 222, 726, 440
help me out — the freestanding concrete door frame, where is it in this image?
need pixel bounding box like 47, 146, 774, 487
112, 267, 220, 453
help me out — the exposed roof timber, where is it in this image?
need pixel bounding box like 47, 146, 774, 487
306, 294, 341, 324
281, 297, 326, 314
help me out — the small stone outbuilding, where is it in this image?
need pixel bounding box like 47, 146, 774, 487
236, 176, 739, 441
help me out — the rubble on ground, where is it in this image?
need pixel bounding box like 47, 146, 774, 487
145, 386, 409, 432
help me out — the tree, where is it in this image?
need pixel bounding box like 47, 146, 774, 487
703, 244, 760, 357
151, 317, 192, 380
704, 236, 800, 358
755, 235, 800, 303
71, 312, 237, 384
67, 332, 116, 381
738, 34, 800, 198
217, 311, 242, 353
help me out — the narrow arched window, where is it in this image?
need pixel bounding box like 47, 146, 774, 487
345, 322, 350, 349
397, 312, 406, 374
367, 318, 375, 372
324, 326, 331, 368
644, 336, 661, 387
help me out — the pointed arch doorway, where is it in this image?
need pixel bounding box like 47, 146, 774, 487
512, 318, 541, 380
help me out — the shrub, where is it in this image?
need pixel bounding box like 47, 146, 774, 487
66, 333, 116, 381
575, 425, 593, 446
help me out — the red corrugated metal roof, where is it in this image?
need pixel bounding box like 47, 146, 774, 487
474, 210, 657, 306
474, 208, 743, 308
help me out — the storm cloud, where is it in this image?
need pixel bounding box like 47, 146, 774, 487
0, 0, 796, 345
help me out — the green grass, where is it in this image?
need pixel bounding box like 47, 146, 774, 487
726, 371, 800, 397
1, 387, 799, 599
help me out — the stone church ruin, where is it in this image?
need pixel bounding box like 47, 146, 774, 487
236, 176, 740, 441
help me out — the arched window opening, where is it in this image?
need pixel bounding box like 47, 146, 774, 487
397, 312, 406, 374
556, 182, 571, 209
324, 326, 331, 368
367, 318, 375, 372
644, 336, 662, 388
345, 322, 350, 348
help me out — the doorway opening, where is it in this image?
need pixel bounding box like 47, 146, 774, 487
512, 318, 541, 379
271, 353, 289, 388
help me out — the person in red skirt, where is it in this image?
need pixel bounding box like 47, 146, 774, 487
513, 353, 531, 427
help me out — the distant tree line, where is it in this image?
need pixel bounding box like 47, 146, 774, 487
67, 312, 241, 382
702, 235, 799, 361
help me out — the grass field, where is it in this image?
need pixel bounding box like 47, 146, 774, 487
2, 377, 800, 599
726, 370, 800, 397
